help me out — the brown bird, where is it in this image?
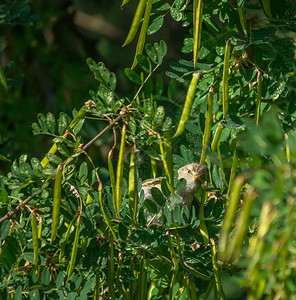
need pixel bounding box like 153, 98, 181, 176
141, 163, 207, 225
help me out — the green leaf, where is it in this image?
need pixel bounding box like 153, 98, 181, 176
37, 113, 48, 132
0, 188, 8, 204
146, 43, 158, 63
154, 106, 165, 124
41, 268, 51, 286
151, 187, 165, 206
170, 8, 183, 22
15, 286, 22, 300
161, 178, 171, 198
0, 64, 7, 89
58, 113, 69, 136
1, 220, 11, 240
144, 199, 158, 213
147, 15, 164, 35
173, 206, 181, 224
170, 194, 182, 205
46, 112, 56, 134
124, 68, 142, 85
57, 143, 70, 157
79, 162, 88, 184
136, 54, 152, 73
119, 223, 128, 240
32, 122, 41, 135
45, 153, 64, 165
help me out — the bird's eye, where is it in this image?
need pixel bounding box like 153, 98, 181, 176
188, 170, 192, 174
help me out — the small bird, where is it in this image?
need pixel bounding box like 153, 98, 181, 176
141, 163, 207, 225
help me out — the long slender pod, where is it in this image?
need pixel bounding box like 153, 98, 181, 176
193, 0, 203, 67
66, 210, 81, 282
200, 86, 214, 164
174, 73, 201, 138
219, 175, 245, 261
116, 123, 127, 216
199, 183, 209, 246
131, 0, 153, 69
31, 210, 39, 275
50, 163, 64, 243
222, 39, 231, 119
210, 238, 225, 299
108, 127, 117, 213
123, 0, 147, 47
255, 70, 263, 125
129, 143, 139, 223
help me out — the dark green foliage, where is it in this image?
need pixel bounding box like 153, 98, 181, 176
1, 0, 296, 299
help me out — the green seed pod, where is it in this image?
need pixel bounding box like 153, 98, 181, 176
31, 210, 39, 275
219, 175, 245, 261
123, 0, 147, 47
223, 39, 231, 119
129, 144, 139, 223
66, 213, 81, 282
174, 73, 201, 138
199, 184, 209, 246
210, 238, 226, 299
50, 163, 63, 243
116, 124, 127, 216
193, 0, 203, 67
131, 0, 153, 69
200, 86, 214, 164
255, 70, 262, 125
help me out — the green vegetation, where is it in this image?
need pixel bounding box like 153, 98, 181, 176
1, 0, 296, 299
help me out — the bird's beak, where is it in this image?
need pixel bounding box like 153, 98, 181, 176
189, 172, 199, 181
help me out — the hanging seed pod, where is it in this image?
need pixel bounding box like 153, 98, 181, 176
219, 175, 245, 261
66, 211, 81, 282
210, 239, 226, 299
174, 73, 201, 138
131, 0, 153, 69
199, 184, 209, 246
193, 0, 203, 67
123, 0, 147, 47
222, 39, 231, 119
255, 70, 262, 125
200, 86, 214, 164
108, 127, 117, 212
50, 163, 63, 243
129, 144, 139, 223
116, 123, 127, 216
31, 210, 39, 275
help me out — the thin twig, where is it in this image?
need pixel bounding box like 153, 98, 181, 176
0, 113, 125, 224
0, 193, 36, 224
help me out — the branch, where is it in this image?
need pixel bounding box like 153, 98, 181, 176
0, 193, 36, 224
0, 113, 125, 225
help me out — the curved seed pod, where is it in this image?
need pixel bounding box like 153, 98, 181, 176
108, 234, 116, 299
131, 0, 153, 69
163, 130, 173, 184
193, 0, 203, 67
227, 145, 238, 199
31, 210, 39, 275
129, 144, 139, 223
59, 213, 78, 263
116, 124, 127, 216
238, 4, 247, 35
50, 163, 63, 243
223, 39, 231, 119
210, 239, 226, 299
158, 134, 174, 193
108, 127, 117, 212
227, 187, 256, 262
200, 86, 214, 164
255, 70, 262, 125
66, 212, 81, 282
121, 0, 131, 7
0, 64, 8, 89
199, 184, 209, 246
211, 123, 223, 154
174, 73, 201, 138
123, 0, 147, 47
219, 175, 245, 261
